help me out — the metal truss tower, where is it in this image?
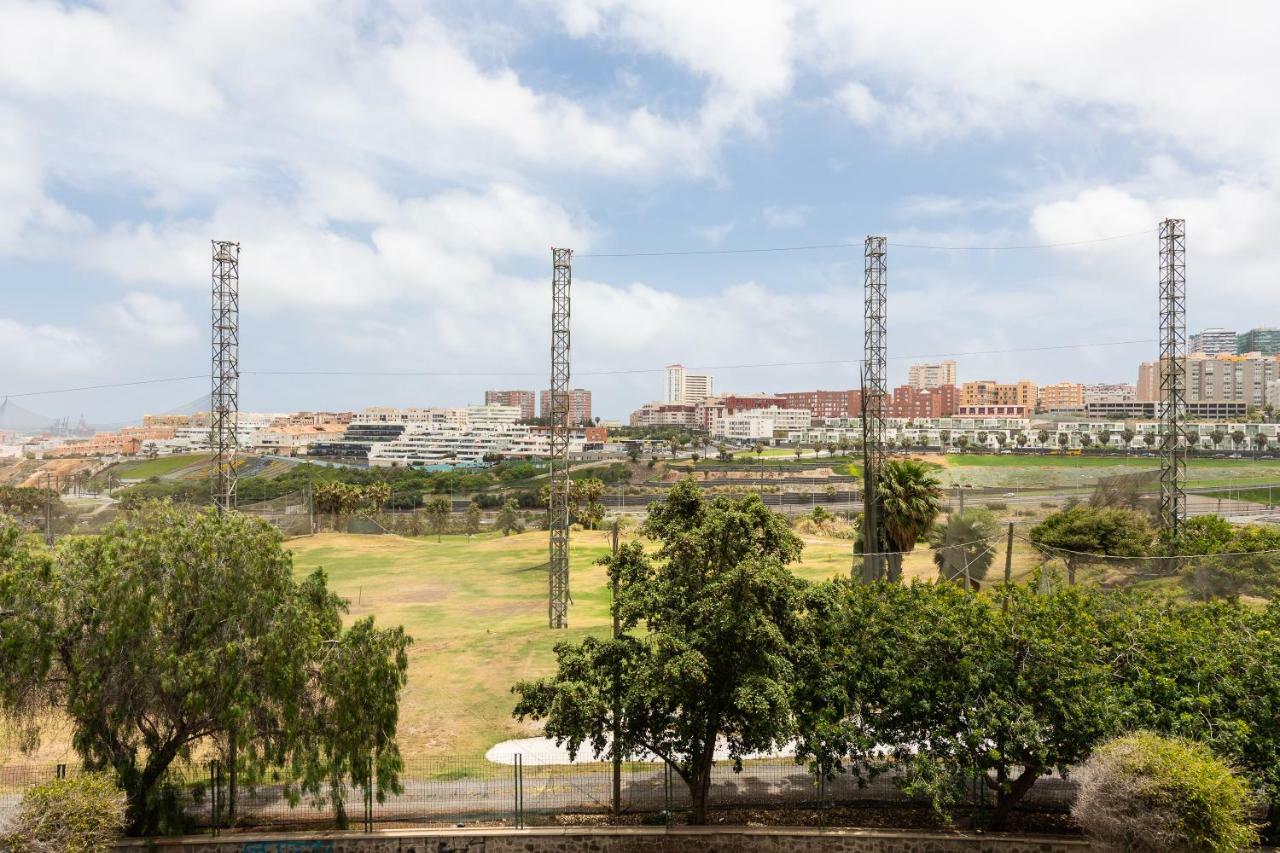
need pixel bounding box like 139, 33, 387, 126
211, 240, 240, 513
859, 236, 888, 580
548, 247, 573, 628
1158, 219, 1187, 538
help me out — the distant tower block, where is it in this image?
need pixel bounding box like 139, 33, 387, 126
860, 235, 888, 580
211, 240, 240, 512
1158, 219, 1186, 537
548, 247, 573, 628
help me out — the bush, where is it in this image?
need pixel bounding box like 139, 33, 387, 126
1072, 732, 1256, 852
1, 773, 126, 853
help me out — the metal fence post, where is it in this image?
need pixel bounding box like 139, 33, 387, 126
663, 763, 672, 825
55, 764, 66, 780
210, 760, 221, 837
364, 754, 373, 833
513, 753, 524, 828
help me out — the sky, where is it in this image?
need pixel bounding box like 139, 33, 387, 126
2, 0, 1279, 424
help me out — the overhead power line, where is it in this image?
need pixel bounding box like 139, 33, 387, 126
0, 337, 1157, 399
576, 229, 1154, 259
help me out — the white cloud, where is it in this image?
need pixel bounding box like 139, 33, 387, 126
762, 205, 809, 228
98, 293, 198, 348
0, 318, 102, 382
693, 221, 735, 244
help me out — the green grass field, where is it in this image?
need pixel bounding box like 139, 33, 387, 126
287, 529, 933, 761
939, 454, 1280, 489
114, 453, 211, 479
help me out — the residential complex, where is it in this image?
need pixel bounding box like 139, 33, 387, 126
889, 384, 958, 418
1189, 327, 1238, 356
1038, 382, 1086, 412
538, 388, 593, 424
664, 364, 714, 403
1137, 352, 1280, 409
960, 379, 1037, 411
907, 360, 957, 390
484, 390, 536, 420
777, 390, 862, 420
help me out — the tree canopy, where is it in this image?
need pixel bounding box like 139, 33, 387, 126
0, 503, 410, 834
513, 479, 807, 824
1029, 505, 1153, 584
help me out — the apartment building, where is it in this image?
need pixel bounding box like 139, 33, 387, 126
1189, 327, 1238, 356
907, 360, 957, 390
484, 390, 536, 420
888, 385, 958, 418
960, 380, 1037, 411
352, 405, 521, 427
629, 401, 699, 428
1137, 352, 1280, 409
714, 406, 812, 441
696, 393, 787, 432
1039, 382, 1086, 412
777, 390, 862, 420
367, 422, 596, 468
539, 388, 593, 424
665, 364, 714, 404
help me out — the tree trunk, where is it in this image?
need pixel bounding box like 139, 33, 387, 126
988, 766, 1040, 831
687, 768, 714, 825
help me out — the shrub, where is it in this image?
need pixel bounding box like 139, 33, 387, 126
1072, 732, 1256, 852
984, 501, 1007, 510
1, 773, 126, 853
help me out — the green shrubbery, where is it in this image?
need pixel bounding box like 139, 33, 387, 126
1, 773, 126, 853
1073, 732, 1256, 852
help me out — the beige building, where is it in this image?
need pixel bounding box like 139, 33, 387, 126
1039, 382, 1086, 412
665, 364, 714, 403
908, 360, 957, 390
1138, 352, 1280, 409
960, 379, 1037, 412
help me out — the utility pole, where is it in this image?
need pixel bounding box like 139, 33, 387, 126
858, 236, 887, 581
548, 247, 573, 628
610, 518, 621, 820
211, 240, 240, 513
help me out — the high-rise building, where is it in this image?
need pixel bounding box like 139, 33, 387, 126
1137, 353, 1280, 408
960, 380, 1037, 411
539, 388, 593, 424
1189, 327, 1238, 356
907, 360, 957, 390
1038, 382, 1086, 412
665, 364, 714, 403
1238, 328, 1280, 356
484, 390, 536, 420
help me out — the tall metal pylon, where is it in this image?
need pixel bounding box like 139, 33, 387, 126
211, 240, 240, 513
1158, 219, 1186, 538
548, 247, 572, 628
859, 236, 888, 581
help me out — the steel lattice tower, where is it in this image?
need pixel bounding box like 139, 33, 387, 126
1158, 219, 1187, 537
859, 236, 888, 580
548, 247, 573, 628
211, 240, 240, 513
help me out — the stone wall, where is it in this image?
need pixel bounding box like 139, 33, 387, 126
116, 826, 1093, 853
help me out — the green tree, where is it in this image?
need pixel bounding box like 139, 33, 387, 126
928, 509, 999, 590
1231, 429, 1246, 451
424, 496, 451, 541
995, 432, 1007, 449
626, 444, 641, 464
1121, 427, 1136, 448
513, 480, 806, 824
1015, 432, 1028, 448
570, 477, 606, 530
463, 502, 482, 537
871, 459, 943, 582
976, 431, 988, 447
1058, 432, 1070, 451
0, 506, 409, 834
1029, 505, 1153, 584
1036, 429, 1050, 447
938, 429, 951, 450
1212, 429, 1226, 450
495, 499, 524, 536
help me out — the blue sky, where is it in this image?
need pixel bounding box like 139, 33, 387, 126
2, 0, 1278, 423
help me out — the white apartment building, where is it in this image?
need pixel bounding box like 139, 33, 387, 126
1189, 327, 1238, 356
351, 405, 521, 428
665, 364, 714, 404
367, 422, 588, 468
907, 360, 957, 390
715, 407, 811, 441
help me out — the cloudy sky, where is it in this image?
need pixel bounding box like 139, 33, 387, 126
2, 0, 1279, 423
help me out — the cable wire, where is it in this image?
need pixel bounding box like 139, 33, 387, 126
576, 229, 1154, 259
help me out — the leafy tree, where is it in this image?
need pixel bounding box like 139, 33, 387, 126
976, 431, 988, 447
938, 429, 951, 449
0, 505, 409, 834
625, 444, 641, 463
995, 433, 1007, 448
1058, 432, 1071, 450
463, 502, 482, 537
1143, 430, 1157, 448
868, 459, 943, 582
1258, 433, 1270, 453
928, 509, 999, 590
1212, 429, 1226, 449
954, 435, 969, 451
1029, 505, 1153, 584
570, 478, 606, 530
1015, 432, 1028, 448
1037, 429, 1050, 447
424, 495, 451, 541
1231, 429, 1247, 450
513, 480, 806, 824
495, 499, 523, 536
1080, 433, 1093, 448
1174, 518, 1280, 599
1096, 429, 1111, 449
1072, 732, 1258, 852
1121, 427, 1136, 448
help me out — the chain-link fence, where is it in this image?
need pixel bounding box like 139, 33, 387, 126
0, 755, 1080, 834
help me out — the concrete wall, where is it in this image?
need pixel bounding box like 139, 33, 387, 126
116, 826, 1093, 853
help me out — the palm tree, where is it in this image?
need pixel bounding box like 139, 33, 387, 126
1057, 433, 1070, 452
1097, 429, 1111, 450
938, 429, 951, 451
1037, 429, 1050, 448
1257, 433, 1269, 454
928, 509, 998, 590
1231, 429, 1246, 451
873, 459, 944, 583
1080, 434, 1093, 449
995, 433, 1007, 449
1015, 432, 1028, 449
1121, 428, 1136, 451
1143, 431, 1157, 449
976, 431, 989, 448
1212, 429, 1226, 450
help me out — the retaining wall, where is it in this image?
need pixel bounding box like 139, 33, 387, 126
116, 826, 1093, 853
